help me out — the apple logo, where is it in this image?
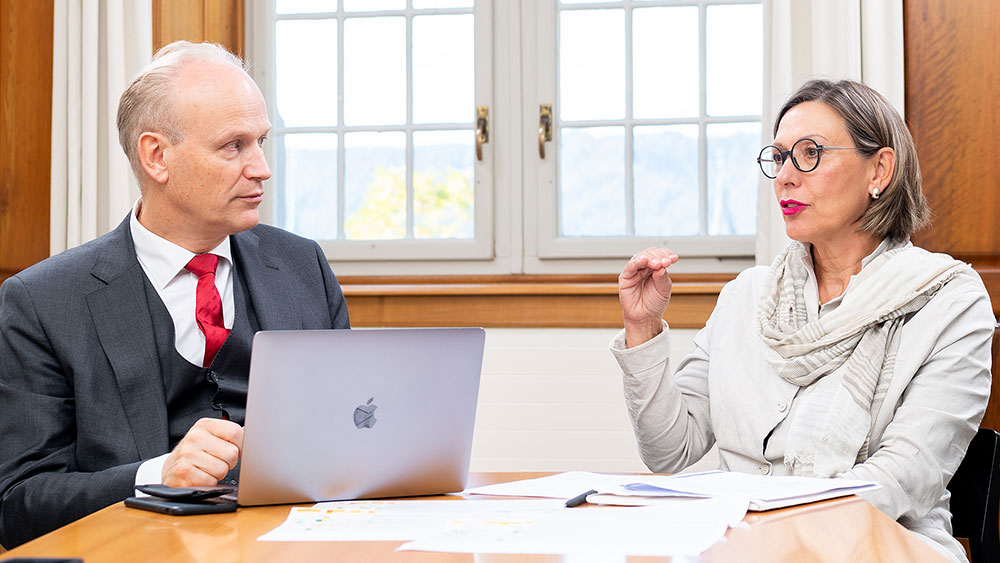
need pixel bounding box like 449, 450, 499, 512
353, 397, 377, 429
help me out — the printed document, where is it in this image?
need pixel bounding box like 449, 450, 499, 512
465, 470, 879, 511
399, 497, 748, 556
258, 496, 749, 556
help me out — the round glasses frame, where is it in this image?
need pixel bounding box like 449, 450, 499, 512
757, 138, 861, 179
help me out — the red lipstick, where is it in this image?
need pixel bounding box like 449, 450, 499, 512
780, 199, 807, 216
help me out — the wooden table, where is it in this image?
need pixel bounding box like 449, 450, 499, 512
2, 472, 947, 562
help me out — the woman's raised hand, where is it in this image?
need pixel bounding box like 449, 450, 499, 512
618, 247, 679, 348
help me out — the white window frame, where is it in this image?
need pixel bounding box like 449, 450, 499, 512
246, 0, 506, 275
247, 0, 760, 277
522, 0, 759, 275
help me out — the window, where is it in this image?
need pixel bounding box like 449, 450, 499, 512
248, 0, 763, 275
250, 0, 493, 266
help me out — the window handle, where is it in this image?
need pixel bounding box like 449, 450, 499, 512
539, 104, 553, 159
475, 106, 489, 161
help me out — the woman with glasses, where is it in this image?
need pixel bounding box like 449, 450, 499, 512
612, 79, 991, 563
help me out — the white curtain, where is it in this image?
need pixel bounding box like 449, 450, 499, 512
50, 0, 152, 255
756, 0, 905, 264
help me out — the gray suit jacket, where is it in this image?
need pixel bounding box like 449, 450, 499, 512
0, 217, 350, 548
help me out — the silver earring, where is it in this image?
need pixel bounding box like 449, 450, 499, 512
871, 188, 880, 200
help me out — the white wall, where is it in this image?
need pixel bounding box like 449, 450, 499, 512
470, 327, 719, 474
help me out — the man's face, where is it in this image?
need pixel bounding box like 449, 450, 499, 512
159, 61, 272, 247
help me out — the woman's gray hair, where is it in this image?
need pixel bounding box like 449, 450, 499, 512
116, 41, 249, 181
774, 79, 929, 242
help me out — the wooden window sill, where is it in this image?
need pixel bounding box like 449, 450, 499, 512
339, 274, 734, 329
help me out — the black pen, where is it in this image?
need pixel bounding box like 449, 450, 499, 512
565, 489, 597, 508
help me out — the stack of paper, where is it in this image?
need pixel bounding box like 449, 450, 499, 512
259, 497, 750, 556
257, 471, 878, 555
592, 471, 880, 511
464, 470, 880, 511
399, 497, 749, 556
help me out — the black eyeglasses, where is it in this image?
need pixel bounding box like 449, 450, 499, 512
757, 138, 861, 179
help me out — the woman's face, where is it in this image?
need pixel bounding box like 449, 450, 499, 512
771, 101, 878, 248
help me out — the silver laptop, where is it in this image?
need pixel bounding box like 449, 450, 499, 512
236, 327, 485, 506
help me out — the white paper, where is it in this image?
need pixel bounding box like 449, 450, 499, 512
398, 497, 749, 556
258, 499, 566, 542
463, 471, 640, 499
607, 471, 879, 502
259, 495, 749, 556
259, 471, 871, 554
465, 471, 878, 509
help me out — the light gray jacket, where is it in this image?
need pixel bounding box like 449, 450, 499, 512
612, 255, 992, 562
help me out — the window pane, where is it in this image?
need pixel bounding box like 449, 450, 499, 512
634, 125, 699, 236
633, 7, 698, 119
413, 0, 472, 7
414, 131, 474, 239
277, 0, 336, 14
344, 132, 406, 240
706, 4, 763, 116
275, 20, 338, 127
344, 17, 405, 125
707, 122, 760, 235
560, 127, 625, 236
343, 0, 403, 10
559, 9, 624, 121
413, 15, 474, 124
279, 133, 339, 240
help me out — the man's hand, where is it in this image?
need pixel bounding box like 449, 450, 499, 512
162, 418, 243, 487
618, 247, 679, 348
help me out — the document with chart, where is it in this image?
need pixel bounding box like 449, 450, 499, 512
465, 470, 879, 511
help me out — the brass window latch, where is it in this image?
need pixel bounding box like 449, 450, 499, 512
539, 104, 552, 159
476, 106, 489, 161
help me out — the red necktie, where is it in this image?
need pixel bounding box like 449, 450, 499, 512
185, 253, 230, 367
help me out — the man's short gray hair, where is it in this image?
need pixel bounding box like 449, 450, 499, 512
774, 79, 929, 243
116, 41, 249, 181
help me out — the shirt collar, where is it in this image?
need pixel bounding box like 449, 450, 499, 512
129, 199, 233, 291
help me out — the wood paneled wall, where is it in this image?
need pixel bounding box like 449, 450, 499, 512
904, 0, 1000, 430
0, 0, 243, 286
152, 0, 244, 56
905, 0, 1000, 313
340, 273, 733, 329
0, 0, 53, 283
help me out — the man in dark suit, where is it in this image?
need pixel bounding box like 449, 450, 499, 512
0, 41, 350, 548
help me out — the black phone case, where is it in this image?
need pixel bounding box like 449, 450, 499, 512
125, 496, 237, 515
134, 484, 235, 501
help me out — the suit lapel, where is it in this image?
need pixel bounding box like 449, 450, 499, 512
86, 218, 169, 459
231, 228, 303, 330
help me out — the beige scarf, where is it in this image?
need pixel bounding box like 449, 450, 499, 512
756, 240, 967, 477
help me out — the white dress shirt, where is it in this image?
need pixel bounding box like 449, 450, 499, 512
129, 201, 235, 365
611, 241, 993, 563
129, 200, 237, 489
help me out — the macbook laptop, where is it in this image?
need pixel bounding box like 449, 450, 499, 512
235, 327, 485, 506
